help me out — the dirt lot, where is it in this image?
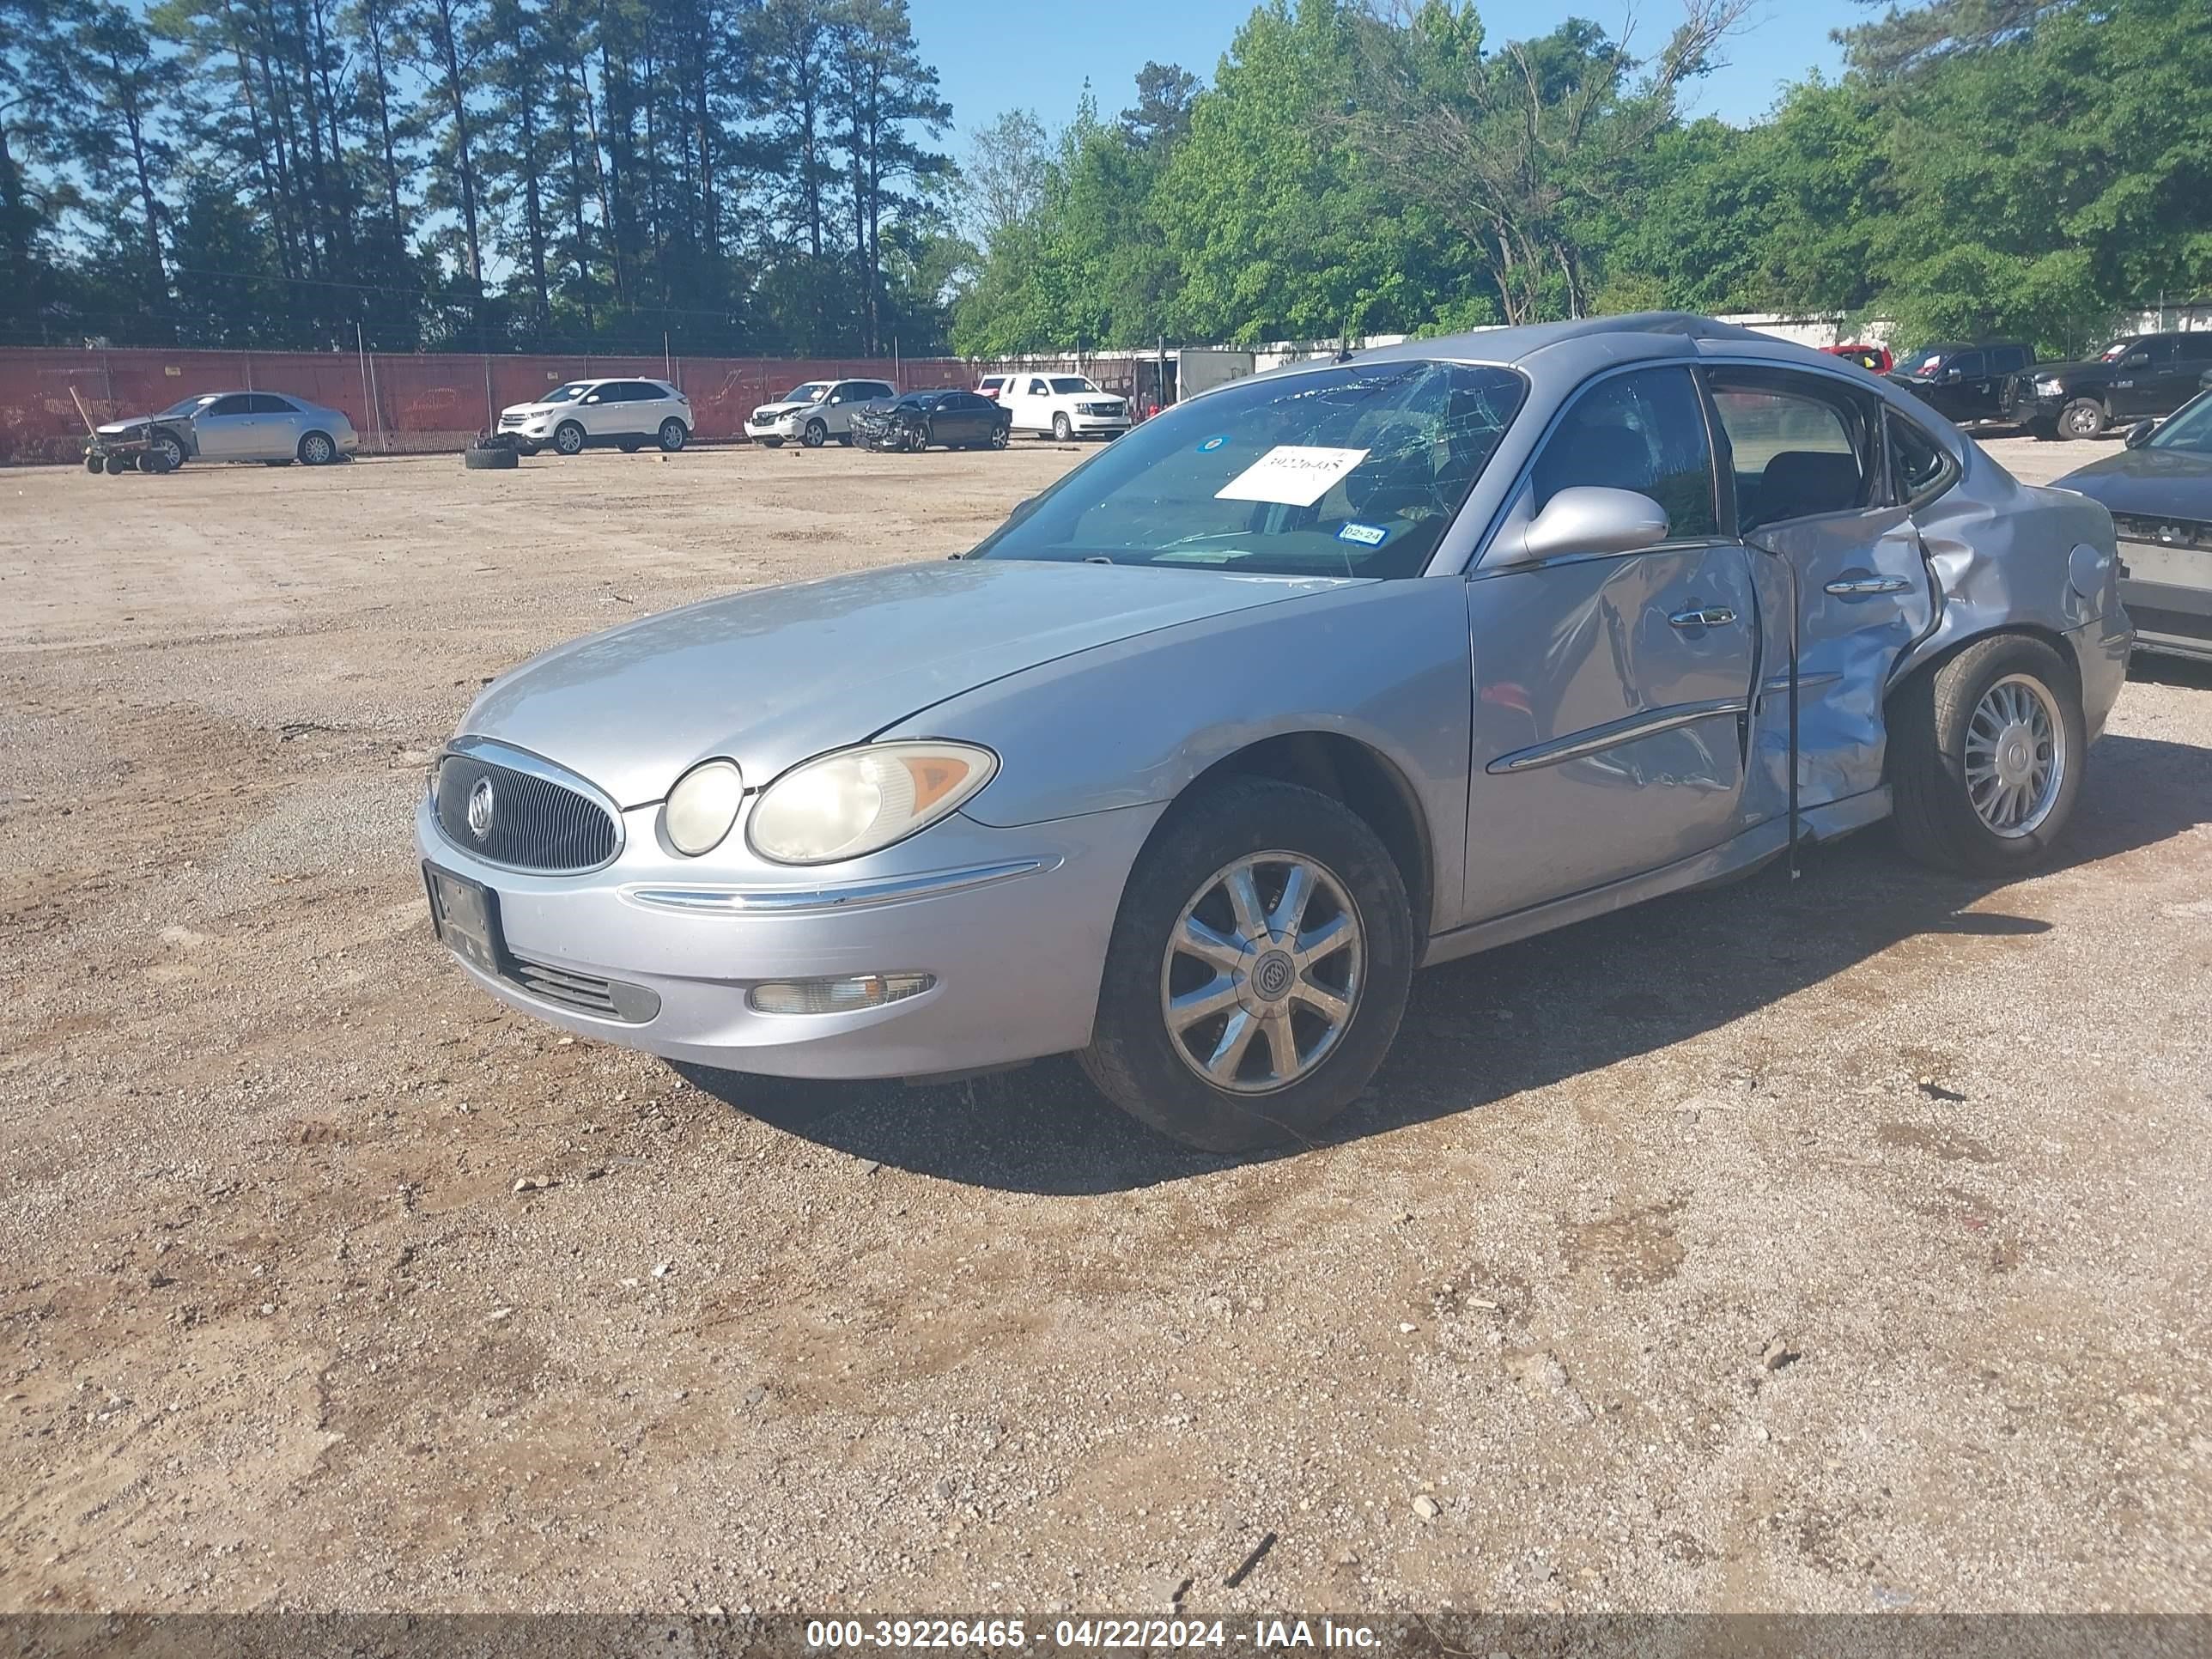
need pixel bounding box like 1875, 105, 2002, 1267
3, 434, 2209, 1617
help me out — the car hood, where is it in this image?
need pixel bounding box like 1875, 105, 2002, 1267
750, 400, 822, 418
501, 402, 564, 418
94, 417, 154, 434
2022, 357, 2107, 382
2055, 447, 2212, 518
460, 560, 1361, 806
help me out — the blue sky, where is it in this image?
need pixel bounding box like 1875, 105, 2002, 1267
910, 0, 1865, 147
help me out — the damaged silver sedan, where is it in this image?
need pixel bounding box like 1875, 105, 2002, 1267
418, 314, 2131, 1152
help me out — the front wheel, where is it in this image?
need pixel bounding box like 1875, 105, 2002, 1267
554, 422, 586, 456
1051, 412, 1072, 442
85, 453, 103, 475
149, 430, 185, 471
988, 424, 1009, 450
659, 419, 687, 453
2059, 398, 2107, 441
802, 418, 827, 448
1079, 778, 1414, 1153
1888, 634, 2086, 876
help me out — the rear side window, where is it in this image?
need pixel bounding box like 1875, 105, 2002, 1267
1888, 412, 1957, 505
1992, 346, 2031, 374
249, 393, 297, 414
2174, 335, 2212, 362
1533, 367, 1718, 539
1710, 371, 1879, 530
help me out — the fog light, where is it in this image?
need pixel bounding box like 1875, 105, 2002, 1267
747, 973, 933, 1015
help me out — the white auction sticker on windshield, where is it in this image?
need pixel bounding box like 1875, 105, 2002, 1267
1213, 446, 1369, 507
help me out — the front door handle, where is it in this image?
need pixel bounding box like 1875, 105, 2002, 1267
1668, 605, 1736, 629
1824, 575, 1914, 597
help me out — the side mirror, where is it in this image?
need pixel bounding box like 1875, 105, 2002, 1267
1514, 487, 1670, 562
583, 394, 601, 404
2124, 420, 2158, 449
1941, 367, 1965, 384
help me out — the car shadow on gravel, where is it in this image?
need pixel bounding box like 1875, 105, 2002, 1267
674, 731, 2211, 1194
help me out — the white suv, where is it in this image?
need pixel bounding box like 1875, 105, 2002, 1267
498, 379, 692, 456
746, 379, 897, 447
1006, 374, 1131, 441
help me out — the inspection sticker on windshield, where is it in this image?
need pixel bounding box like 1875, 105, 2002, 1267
1338, 521, 1389, 547
1213, 445, 1369, 507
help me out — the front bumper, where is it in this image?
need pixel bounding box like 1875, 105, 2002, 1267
414, 788, 1164, 1079
2117, 540, 2212, 661
2004, 386, 2068, 426
1061, 412, 1131, 435
748, 414, 805, 440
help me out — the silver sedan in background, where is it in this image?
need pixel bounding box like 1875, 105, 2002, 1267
93, 389, 359, 470
417, 313, 2130, 1153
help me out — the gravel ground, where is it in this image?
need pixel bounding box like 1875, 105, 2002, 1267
2, 434, 2209, 1616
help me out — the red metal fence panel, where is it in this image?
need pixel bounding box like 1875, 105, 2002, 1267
0, 346, 975, 464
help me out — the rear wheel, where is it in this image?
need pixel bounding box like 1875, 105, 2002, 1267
299, 429, 336, 465
658, 419, 687, 453
1079, 778, 1414, 1153
1889, 634, 2086, 875
2058, 398, 2107, 441
1052, 411, 1072, 442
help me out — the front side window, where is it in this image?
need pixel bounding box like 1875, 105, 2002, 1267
1532, 367, 1718, 538
158, 395, 221, 419
971, 361, 1525, 580
1948, 351, 1985, 380
1710, 371, 1877, 530
207, 394, 255, 416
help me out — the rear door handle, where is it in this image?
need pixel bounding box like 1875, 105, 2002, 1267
1824, 575, 1914, 596
1668, 605, 1736, 629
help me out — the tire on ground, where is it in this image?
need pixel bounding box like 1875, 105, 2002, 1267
2059, 398, 2107, 441
463, 444, 519, 471
1079, 775, 1414, 1153
1887, 632, 2086, 876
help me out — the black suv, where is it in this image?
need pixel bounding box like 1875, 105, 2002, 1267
1886, 341, 2034, 425
2002, 331, 2212, 440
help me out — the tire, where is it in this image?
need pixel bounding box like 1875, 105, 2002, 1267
1079, 777, 1414, 1153
659, 419, 687, 453
758, 437, 783, 449
2058, 398, 2107, 441
836, 432, 853, 447
618, 440, 641, 453
1888, 634, 2086, 876
1052, 411, 1072, 442
149, 430, 186, 471
516, 445, 542, 457
803, 418, 827, 448
85, 453, 103, 475
988, 424, 1009, 450
554, 422, 586, 456
299, 429, 336, 465
104, 454, 127, 474
140, 443, 176, 476
2026, 421, 2060, 442
463, 444, 519, 471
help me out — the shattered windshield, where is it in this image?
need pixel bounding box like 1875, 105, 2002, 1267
155, 395, 222, 419
969, 361, 1526, 580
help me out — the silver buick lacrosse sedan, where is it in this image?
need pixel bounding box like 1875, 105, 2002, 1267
419, 313, 2130, 1151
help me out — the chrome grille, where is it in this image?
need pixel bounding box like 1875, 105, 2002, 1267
434, 748, 619, 872
507, 952, 660, 1023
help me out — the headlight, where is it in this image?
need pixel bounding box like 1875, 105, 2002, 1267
747, 742, 996, 865
2035, 377, 2064, 395
663, 758, 744, 855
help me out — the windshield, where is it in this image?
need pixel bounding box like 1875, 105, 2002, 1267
155, 394, 222, 419
969, 361, 1526, 580
1050, 377, 1100, 395
2149, 393, 2212, 454
777, 382, 832, 404
1896, 348, 1946, 377
541, 382, 591, 404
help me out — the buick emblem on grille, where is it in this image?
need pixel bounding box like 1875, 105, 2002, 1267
465, 775, 496, 841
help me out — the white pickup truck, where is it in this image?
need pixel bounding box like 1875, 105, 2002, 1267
1003, 374, 1132, 441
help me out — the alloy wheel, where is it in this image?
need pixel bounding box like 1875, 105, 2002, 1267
1158, 851, 1364, 1095
1964, 672, 2066, 838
